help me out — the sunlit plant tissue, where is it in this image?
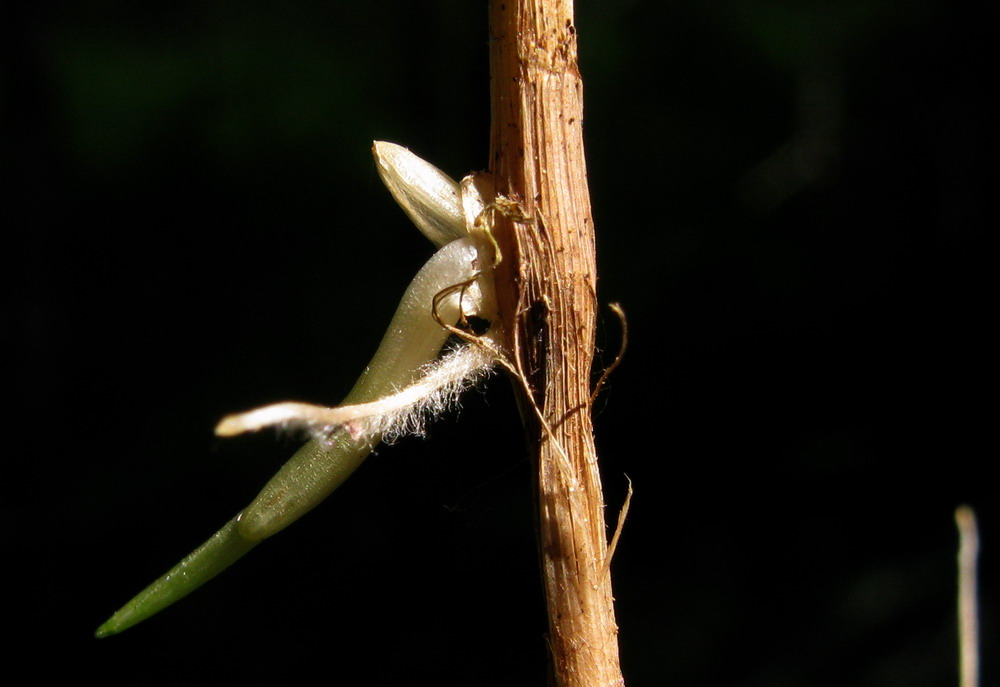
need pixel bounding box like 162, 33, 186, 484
96, 142, 503, 637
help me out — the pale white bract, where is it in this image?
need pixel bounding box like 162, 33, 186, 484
374, 141, 466, 247
96, 142, 502, 637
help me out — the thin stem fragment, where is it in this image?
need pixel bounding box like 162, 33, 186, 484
956, 505, 980, 687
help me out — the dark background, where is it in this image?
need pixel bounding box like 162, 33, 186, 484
4, 1, 993, 684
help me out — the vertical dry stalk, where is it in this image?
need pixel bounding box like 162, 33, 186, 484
956, 506, 980, 687
488, 1, 624, 685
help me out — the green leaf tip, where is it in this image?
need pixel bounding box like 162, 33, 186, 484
94, 620, 116, 639
94, 516, 259, 638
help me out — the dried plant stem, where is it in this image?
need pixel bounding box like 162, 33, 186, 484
955, 506, 980, 687
488, 1, 625, 685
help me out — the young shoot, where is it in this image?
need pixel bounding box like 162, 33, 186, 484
96, 142, 501, 637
